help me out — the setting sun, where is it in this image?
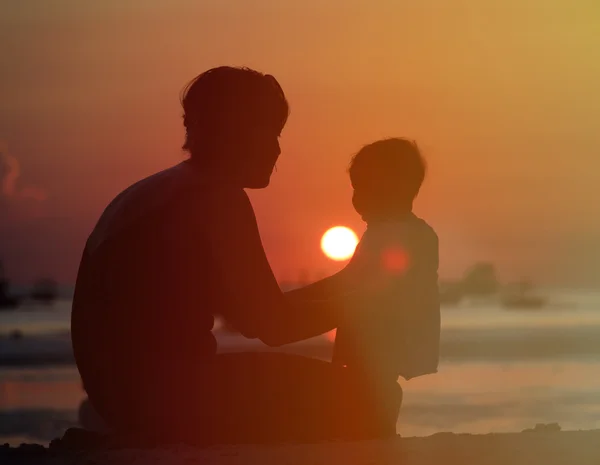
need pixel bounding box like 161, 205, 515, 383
320, 226, 359, 261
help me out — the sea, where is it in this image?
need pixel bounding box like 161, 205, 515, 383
1, 288, 600, 445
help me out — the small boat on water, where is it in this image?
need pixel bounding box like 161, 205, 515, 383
439, 281, 464, 306
0, 262, 19, 310
30, 278, 59, 305
0, 280, 19, 310
501, 281, 547, 310
502, 294, 547, 310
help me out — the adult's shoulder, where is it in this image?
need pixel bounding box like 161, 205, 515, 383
87, 162, 212, 252
174, 182, 260, 243
182, 182, 253, 216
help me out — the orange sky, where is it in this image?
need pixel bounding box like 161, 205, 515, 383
1, 1, 599, 287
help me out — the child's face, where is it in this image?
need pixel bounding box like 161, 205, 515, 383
352, 189, 385, 223
351, 190, 367, 221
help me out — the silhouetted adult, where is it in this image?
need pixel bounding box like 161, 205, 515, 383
71, 67, 401, 445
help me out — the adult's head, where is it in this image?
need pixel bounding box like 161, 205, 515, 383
349, 138, 426, 222
181, 66, 289, 188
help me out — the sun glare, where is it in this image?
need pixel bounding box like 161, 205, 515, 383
321, 226, 359, 261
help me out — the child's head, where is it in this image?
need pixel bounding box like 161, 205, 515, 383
349, 138, 425, 222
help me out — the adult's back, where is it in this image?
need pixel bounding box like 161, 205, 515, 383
72, 162, 220, 388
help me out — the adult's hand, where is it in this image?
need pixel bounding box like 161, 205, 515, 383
189, 186, 341, 346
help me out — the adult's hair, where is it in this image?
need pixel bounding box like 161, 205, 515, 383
180, 66, 289, 156
349, 138, 426, 215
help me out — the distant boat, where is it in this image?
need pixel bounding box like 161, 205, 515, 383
30, 278, 59, 305
0, 261, 20, 310
439, 281, 464, 306
0, 278, 19, 310
461, 262, 499, 297
501, 280, 547, 310
502, 294, 547, 310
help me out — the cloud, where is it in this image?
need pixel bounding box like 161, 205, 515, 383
0, 141, 48, 213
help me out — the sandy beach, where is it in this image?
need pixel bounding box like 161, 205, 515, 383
2, 429, 599, 465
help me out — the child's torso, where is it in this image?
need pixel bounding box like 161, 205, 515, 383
332, 214, 440, 381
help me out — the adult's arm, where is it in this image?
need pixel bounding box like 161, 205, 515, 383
195, 187, 341, 346
283, 272, 344, 302
285, 229, 384, 302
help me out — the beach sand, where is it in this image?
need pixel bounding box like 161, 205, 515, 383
2, 429, 599, 465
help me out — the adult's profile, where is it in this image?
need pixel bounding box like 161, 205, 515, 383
71, 66, 401, 445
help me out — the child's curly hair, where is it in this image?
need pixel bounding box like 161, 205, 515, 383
349, 138, 426, 220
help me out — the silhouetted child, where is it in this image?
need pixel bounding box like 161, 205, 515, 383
287, 139, 440, 386
333, 138, 440, 384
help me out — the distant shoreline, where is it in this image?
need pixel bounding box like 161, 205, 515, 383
1, 429, 599, 465
3, 325, 600, 367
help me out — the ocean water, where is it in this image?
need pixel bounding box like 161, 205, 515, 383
1, 289, 600, 445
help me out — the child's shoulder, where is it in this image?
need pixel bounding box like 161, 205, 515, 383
409, 214, 439, 241
366, 214, 438, 242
